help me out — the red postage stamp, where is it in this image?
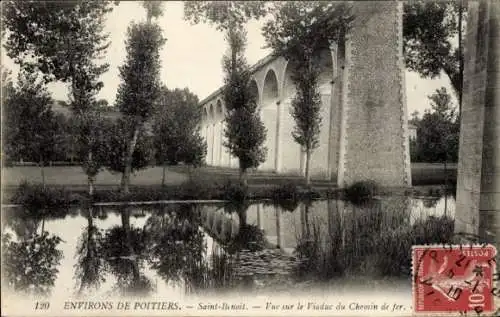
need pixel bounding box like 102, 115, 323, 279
412, 244, 498, 315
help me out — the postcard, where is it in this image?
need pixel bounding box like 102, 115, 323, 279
1, 1, 499, 316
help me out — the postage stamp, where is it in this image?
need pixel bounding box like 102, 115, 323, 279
412, 244, 498, 315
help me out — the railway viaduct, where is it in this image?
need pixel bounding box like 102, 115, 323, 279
199, 1, 499, 243
200, 1, 412, 188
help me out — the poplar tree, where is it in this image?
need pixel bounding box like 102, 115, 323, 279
263, 2, 352, 185
153, 87, 207, 185
184, 1, 267, 186
115, 3, 166, 193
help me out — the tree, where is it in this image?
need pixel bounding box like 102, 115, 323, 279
104, 117, 154, 180
262, 1, 353, 185
3, 1, 117, 194
403, 1, 466, 112
1, 66, 15, 166
184, 1, 268, 32
416, 87, 459, 163
2, 1, 116, 94
72, 112, 113, 196
153, 88, 207, 185
184, 1, 268, 186
3, 73, 66, 185
222, 28, 267, 186
410, 110, 420, 125
143, 1, 164, 23
115, 4, 166, 193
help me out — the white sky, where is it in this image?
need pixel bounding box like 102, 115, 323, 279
2, 1, 454, 116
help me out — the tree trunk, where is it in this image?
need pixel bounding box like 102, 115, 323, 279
187, 165, 194, 182
305, 149, 312, 186
88, 175, 95, 197
444, 160, 448, 217
87, 150, 95, 196
161, 165, 166, 187
121, 124, 141, 194
40, 159, 45, 188
239, 167, 248, 187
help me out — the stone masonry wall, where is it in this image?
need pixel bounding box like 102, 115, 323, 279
455, 0, 499, 244
339, 1, 412, 187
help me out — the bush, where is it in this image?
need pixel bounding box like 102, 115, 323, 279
269, 183, 321, 212
12, 181, 78, 216
271, 182, 300, 200
344, 180, 380, 204
91, 179, 223, 203
270, 183, 300, 212
221, 180, 248, 203
176, 178, 221, 200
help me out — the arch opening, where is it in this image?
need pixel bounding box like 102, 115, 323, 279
262, 69, 279, 107
203, 107, 208, 122
216, 100, 223, 120
209, 104, 214, 121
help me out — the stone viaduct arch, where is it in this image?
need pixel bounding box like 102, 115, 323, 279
200, 1, 412, 188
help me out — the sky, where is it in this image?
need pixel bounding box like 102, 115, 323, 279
2, 1, 454, 116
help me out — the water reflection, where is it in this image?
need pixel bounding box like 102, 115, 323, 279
100, 206, 154, 298
2, 213, 63, 297
74, 207, 105, 296
1, 196, 456, 299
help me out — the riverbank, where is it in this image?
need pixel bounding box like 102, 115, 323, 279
2, 162, 456, 188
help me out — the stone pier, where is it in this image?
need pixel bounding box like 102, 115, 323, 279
455, 0, 499, 245
337, 1, 412, 188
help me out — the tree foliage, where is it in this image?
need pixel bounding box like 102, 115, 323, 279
3, 73, 66, 167
222, 28, 267, 179
74, 209, 105, 296
143, 1, 164, 23
184, 1, 267, 31
184, 2, 268, 184
115, 8, 166, 192
403, 1, 465, 96
153, 88, 206, 168
2, 231, 63, 297
99, 208, 154, 297
3, 0, 119, 194
145, 207, 206, 291
116, 22, 165, 120
71, 111, 113, 194
262, 2, 352, 61
262, 1, 352, 184
2, 1, 116, 89
104, 117, 154, 175
413, 87, 459, 163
